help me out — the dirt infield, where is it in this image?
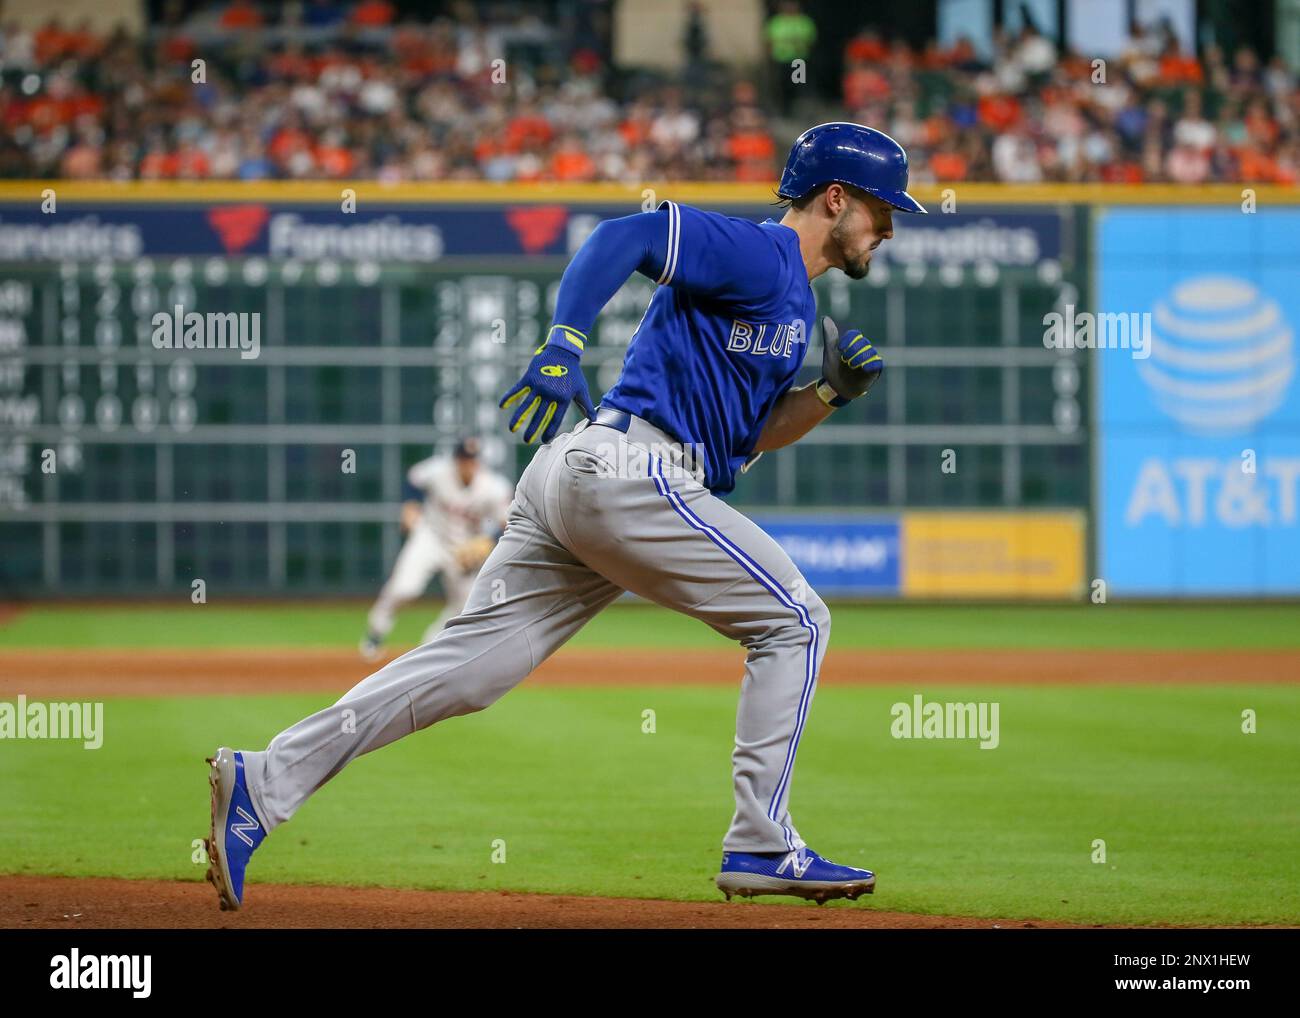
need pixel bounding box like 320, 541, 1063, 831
3, 647, 1298, 698
0, 875, 1108, 929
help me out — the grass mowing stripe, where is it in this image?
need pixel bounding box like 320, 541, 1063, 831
1, 686, 1296, 925
3, 603, 1300, 650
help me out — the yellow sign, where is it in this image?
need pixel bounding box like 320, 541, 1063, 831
902, 512, 1086, 598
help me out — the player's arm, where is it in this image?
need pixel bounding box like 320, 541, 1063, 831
400, 500, 421, 534
542, 202, 781, 340
499, 203, 782, 445
499, 212, 668, 445
751, 383, 834, 452
752, 317, 884, 452
400, 467, 429, 534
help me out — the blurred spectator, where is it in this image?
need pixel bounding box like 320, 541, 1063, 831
219, 1, 263, 31
843, 56, 890, 108
303, 1, 346, 29
1159, 37, 1204, 86
765, 1, 817, 115
928, 144, 967, 181
0, 19, 37, 69
0, 7, 1294, 187
837, 17, 1297, 184
351, 0, 396, 28
684, 1, 710, 67
550, 132, 596, 181
992, 131, 1043, 183
1173, 92, 1215, 151
846, 28, 887, 65
1011, 19, 1056, 80
1167, 142, 1210, 184
650, 89, 700, 152
728, 107, 777, 182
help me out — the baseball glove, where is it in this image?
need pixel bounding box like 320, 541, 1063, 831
452, 535, 495, 572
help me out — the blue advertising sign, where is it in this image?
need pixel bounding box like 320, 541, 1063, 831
752, 515, 900, 595
0, 203, 1065, 263
1098, 209, 1300, 594
873, 212, 1061, 268
0, 204, 583, 260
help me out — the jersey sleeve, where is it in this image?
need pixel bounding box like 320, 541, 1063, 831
405, 457, 437, 492
650, 200, 786, 306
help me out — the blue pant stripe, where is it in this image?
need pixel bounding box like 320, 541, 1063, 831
648, 455, 819, 850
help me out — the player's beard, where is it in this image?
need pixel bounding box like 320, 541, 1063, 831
831, 214, 871, 280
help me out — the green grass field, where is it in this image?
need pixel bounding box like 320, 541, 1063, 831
2, 602, 1298, 926
4, 601, 1300, 650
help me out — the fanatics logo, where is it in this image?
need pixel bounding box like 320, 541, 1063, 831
207, 204, 270, 253
506, 205, 568, 253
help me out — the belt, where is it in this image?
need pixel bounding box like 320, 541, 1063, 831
592, 406, 632, 433
587, 406, 706, 485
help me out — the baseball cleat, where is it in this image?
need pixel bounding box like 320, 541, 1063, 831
716, 847, 875, 904
205, 747, 267, 911
358, 633, 383, 662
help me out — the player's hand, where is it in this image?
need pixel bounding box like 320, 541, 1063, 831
819, 316, 883, 404
499, 343, 596, 445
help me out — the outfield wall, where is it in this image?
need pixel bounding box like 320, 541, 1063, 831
0, 183, 1296, 598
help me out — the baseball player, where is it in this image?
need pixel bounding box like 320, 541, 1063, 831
359, 437, 513, 660
206, 123, 925, 910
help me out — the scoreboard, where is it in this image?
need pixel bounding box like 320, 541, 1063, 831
0, 197, 1090, 596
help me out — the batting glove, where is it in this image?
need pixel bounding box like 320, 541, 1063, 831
816, 315, 884, 408
499, 332, 597, 445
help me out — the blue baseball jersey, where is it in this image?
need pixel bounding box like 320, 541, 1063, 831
601, 201, 817, 495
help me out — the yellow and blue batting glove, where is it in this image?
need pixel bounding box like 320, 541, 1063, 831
817, 315, 884, 407
839, 329, 883, 372
498, 325, 597, 445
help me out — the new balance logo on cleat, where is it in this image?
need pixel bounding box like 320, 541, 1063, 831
230, 805, 260, 847
776, 850, 814, 878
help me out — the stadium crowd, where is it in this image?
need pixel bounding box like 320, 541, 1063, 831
0, 1, 1296, 185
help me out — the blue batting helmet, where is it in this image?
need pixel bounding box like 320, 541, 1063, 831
777, 122, 927, 214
